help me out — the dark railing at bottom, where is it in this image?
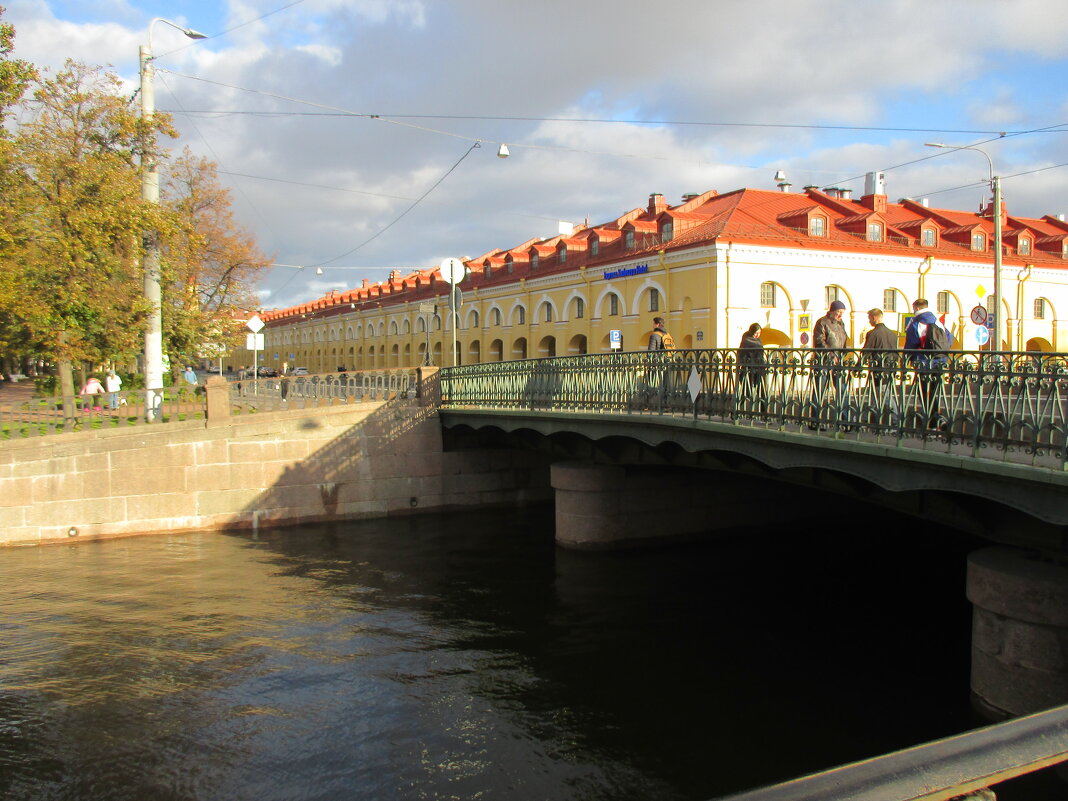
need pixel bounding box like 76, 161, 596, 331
712, 702, 1068, 801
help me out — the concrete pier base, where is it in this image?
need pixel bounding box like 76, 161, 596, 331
550, 461, 798, 550
967, 547, 1068, 719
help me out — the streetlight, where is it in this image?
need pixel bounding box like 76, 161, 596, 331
925, 142, 1003, 351
140, 18, 207, 420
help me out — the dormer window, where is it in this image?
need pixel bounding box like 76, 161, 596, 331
921, 228, 936, 247
972, 232, 986, 251
557, 245, 567, 265
531, 253, 539, 270
505, 256, 514, 274
625, 230, 635, 250
809, 216, 826, 237
590, 238, 600, 257
661, 221, 674, 243
1019, 237, 1031, 255
484, 263, 492, 278
867, 222, 884, 242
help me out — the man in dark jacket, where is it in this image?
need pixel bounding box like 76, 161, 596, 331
903, 299, 955, 429
647, 317, 670, 350
863, 308, 900, 424
810, 299, 849, 427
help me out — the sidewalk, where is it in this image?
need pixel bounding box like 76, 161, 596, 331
0, 378, 38, 407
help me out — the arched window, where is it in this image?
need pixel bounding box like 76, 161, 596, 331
609, 295, 619, 316
573, 297, 585, 319
543, 303, 553, 322
648, 288, 660, 312
491, 307, 501, 326
516, 306, 526, 325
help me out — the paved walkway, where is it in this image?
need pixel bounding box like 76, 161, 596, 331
0, 379, 37, 408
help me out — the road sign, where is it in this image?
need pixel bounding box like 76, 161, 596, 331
975, 326, 990, 346
246, 333, 264, 351
800, 332, 810, 345
418, 302, 435, 315
609, 329, 622, 350
246, 314, 264, 333
985, 313, 996, 331
439, 257, 467, 285
970, 305, 988, 325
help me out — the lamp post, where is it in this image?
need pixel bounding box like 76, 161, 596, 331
925, 143, 1003, 351
140, 18, 206, 420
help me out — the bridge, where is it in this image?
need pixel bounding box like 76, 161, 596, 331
437, 347, 1068, 550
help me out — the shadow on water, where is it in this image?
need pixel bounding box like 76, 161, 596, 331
0, 505, 1063, 800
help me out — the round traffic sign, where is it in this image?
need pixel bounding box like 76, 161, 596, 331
975, 325, 990, 345
800, 332, 810, 345
439, 257, 467, 285
970, 305, 988, 325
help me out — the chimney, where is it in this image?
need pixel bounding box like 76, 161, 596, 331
648, 193, 667, 215
839, 188, 853, 200
389, 269, 401, 282
362, 278, 370, 288
823, 187, 840, 199
860, 171, 887, 213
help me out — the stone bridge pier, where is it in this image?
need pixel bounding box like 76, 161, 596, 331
549, 461, 812, 550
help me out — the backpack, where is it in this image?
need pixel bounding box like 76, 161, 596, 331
661, 332, 676, 350
923, 323, 950, 354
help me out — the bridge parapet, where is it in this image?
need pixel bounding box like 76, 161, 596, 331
441, 348, 1068, 471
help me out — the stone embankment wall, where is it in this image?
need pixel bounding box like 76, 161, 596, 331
0, 371, 551, 547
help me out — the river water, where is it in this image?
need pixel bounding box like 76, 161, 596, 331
0, 506, 1062, 801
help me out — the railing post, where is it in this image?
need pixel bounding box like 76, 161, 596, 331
205, 375, 230, 424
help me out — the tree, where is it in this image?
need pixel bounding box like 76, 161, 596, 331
0, 6, 36, 376
161, 149, 270, 365
7, 60, 173, 413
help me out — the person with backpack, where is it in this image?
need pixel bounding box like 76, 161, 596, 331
647, 317, 675, 350
904, 298, 954, 429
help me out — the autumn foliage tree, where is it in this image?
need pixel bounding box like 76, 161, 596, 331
0, 10, 271, 397
162, 150, 270, 366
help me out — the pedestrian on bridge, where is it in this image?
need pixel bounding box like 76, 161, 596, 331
737, 323, 768, 410
810, 300, 850, 428
904, 299, 954, 430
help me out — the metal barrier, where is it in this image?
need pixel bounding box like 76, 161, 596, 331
712, 702, 1068, 800
439, 349, 1068, 469
228, 369, 419, 412
0, 386, 205, 439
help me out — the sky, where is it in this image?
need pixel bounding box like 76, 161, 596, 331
6, 0, 1068, 310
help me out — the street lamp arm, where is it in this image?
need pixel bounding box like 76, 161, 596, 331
147, 17, 209, 54
925, 142, 994, 183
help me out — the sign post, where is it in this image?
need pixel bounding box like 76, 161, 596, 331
418, 302, 435, 365
609, 329, 622, 350
247, 315, 264, 393
440, 258, 467, 367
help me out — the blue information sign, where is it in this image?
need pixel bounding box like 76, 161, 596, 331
975, 326, 990, 345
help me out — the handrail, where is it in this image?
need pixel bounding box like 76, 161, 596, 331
711, 702, 1068, 801
438, 348, 1068, 470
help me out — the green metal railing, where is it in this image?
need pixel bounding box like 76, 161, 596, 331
440, 348, 1068, 469
228, 369, 419, 412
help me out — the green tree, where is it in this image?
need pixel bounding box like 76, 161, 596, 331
0, 6, 37, 377
9, 60, 173, 413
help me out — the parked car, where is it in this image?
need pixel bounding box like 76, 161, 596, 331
290, 367, 309, 376
257, 367, 279, 377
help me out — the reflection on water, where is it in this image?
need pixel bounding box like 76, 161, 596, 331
0, 507, 1062, 800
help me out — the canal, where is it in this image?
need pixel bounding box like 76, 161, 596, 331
0, 505, 1062, 800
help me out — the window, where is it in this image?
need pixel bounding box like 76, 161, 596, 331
574, 298, 585, 319
649, 288, 660, 312
661, 221, 674, 243
882, 289, 896, 312
505, 257, 513, 274
972, 232, 986, 251
516, 307, 525, 325
558, 246, 567, 265
809, 216, 825, 237
590, 239, 600, 257
543, 303, 552, 323
867, 222, 884, 242
471, 310, 479, 328
921, 228, 936, 247
936, 291, 949, 314
760, 282, 776, 308
491, 308, 501, 326
825, 286, 841, 307
1019, 238, 1031, 255
609, 295, 619, 316
484, 263, 492, 278
530, 253, 539, 270
625, 230, 635, 250
1034, 298, 1046, 319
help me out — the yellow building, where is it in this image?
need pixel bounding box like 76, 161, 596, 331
248, 176, 1068, 373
